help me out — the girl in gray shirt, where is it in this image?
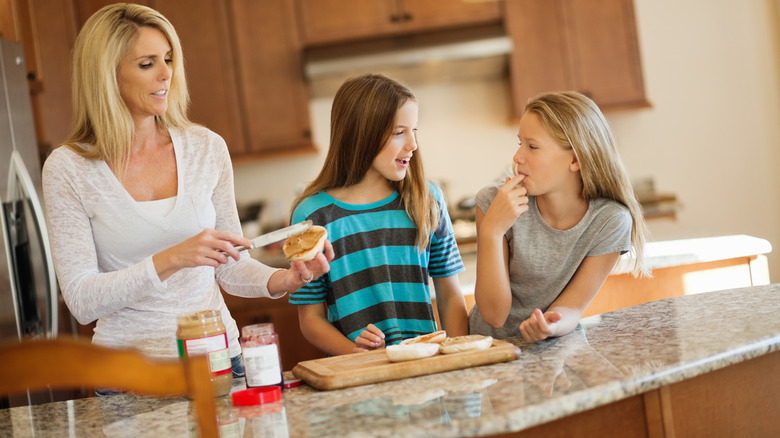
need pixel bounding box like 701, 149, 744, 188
470, 91, 649, 342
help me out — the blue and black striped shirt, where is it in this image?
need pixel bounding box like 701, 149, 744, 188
289, 183, 464, 345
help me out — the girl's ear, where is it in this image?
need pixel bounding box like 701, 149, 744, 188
569, 151, 580, 173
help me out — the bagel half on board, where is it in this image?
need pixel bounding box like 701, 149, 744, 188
283, 225, 327, 261
438, 335, 493, 354
386, 342, 440, 362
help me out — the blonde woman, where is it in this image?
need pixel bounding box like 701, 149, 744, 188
290, 74, 468, 355
471, 91, 649, 342
41, 3, 331, 374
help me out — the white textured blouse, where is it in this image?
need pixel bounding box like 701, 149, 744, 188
42, 126, 283, 358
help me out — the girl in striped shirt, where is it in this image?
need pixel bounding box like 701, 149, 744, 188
289, 74, 468, 355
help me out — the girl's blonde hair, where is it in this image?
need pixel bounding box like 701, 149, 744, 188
65, 3, 191, 182
524, 91, 649, 277
292, 74, 439, 251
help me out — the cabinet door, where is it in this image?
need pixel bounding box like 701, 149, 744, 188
399, 0, 502, 33
563, 0, 646, 109
295, 0, 503, 47
230, 0, 314, 156
295, 0, 399, 46
505, 0, 570, 116
71, 0, 312, 158
71, 0, 147, 24
154, 1, 246, 155
505, 0, 647, 115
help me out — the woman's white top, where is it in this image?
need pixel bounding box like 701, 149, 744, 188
137, 196, 177, 217
42, 126, 283, 358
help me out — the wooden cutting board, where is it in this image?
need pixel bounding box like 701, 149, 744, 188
292, 339, 520, 391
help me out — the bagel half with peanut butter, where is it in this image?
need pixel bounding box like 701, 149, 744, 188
385, 331, 447, 362
400, 330, 447, 345
283, 225, 328, 261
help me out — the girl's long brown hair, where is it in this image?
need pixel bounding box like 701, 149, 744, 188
292, 74, 438, 251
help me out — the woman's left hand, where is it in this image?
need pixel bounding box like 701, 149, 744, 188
519, 308, 561, 342
285, 239, 335, 291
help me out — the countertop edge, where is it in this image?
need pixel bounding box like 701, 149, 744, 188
489, 334, 780, 435
611, 234, 772, 274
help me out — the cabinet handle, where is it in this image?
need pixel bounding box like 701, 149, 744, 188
390, 14, 401, 23
402, 12, 413, 22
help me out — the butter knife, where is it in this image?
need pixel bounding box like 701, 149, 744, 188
235, 220, 313, 251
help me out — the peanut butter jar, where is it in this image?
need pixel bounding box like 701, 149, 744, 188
177, 310, 233, 397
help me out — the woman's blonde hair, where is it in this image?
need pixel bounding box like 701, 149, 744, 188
524, 91, 649, 277
292, 74, 439, 251
65, 3, 191, 181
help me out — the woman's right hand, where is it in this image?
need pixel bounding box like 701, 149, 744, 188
153, 229, 249, 281
353, 323, 385, 353
482, 174, 528, 236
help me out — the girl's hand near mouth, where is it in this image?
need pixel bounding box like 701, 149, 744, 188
481, 174, 528, 238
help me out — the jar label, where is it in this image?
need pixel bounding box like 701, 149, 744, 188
179, 333, 232, 375
208, 348, 232, 376
243, 344, 282, 386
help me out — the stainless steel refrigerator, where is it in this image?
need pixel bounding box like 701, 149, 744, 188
0, 39, 58, 346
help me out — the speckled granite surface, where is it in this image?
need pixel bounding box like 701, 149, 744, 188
2, 284, 779, 437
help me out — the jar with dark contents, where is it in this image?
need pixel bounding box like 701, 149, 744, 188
177, 310, 233, 397
241, 323, 284, 388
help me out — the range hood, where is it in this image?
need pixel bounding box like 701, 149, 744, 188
303, 33, 513, 98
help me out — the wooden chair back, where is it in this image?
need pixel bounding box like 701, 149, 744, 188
0, 336, 218, 437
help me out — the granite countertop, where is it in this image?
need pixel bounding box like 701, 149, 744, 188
2, 284, 779, 437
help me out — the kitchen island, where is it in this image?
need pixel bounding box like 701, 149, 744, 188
237, 233, 772, 368
2, 284, 778, 437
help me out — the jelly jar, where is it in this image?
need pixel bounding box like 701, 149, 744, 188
241, 323, 284, 388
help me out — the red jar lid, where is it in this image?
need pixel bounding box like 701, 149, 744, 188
231, 386, 281, 406
283, 378, 301, 389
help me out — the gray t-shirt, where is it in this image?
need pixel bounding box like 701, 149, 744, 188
469, 182, 632, 339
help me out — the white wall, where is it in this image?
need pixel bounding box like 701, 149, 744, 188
614, 0, 780, 280
233, 0, 780, 280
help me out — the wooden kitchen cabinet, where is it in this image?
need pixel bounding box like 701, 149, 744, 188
294, 0, 503, 46
10, 0, 649, 162
513, 351, 780, 438
156, 0, 315, 157
226, 0, 314, 157
13, 0, 314, 161
504, 0, 648, 114
151, 1, 247, 156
